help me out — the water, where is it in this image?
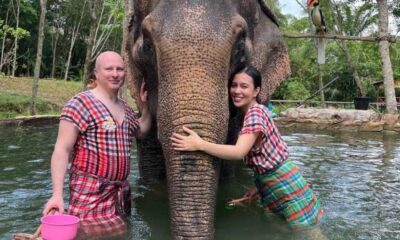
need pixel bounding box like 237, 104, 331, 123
1, 123, 400, 239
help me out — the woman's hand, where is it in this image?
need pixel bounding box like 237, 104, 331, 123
243, 186, 259, 201
171, 126, 204, 151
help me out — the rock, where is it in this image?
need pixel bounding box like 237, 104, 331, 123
278, 108, 398, 132
382, 114, 399, 124
281, 108, 381, 122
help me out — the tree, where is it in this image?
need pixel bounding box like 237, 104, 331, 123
11, 0, 21, 77
328, 0, 378, 97
377, 0, 397, 114
1, 0, 30, 75
120, 0, 134, 100
83, 0, 97, 88
31, 0, 48, 115
83, 0, 124, 85
47, 0, 65, 79
63, 0, 87, 81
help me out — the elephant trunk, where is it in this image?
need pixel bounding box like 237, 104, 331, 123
168, 153, 219, 239
157, 72, 230, 239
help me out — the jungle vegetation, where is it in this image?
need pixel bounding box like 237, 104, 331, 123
0, 0, 399, 118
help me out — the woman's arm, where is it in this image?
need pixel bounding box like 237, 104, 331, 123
171, 126, 259, 161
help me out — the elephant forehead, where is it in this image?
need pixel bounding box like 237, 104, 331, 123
152, 2, 236, 41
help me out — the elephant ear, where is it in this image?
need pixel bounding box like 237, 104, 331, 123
124, 0, 156, 108
235, 0, 291, 103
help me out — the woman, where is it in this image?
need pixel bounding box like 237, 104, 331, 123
171, 66, 324, 229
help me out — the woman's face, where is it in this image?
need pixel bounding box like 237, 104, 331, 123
230, 72, 260, 112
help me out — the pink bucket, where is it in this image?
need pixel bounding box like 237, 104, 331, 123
40, 214, 80, 240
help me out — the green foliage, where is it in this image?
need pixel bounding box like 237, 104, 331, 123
0, 20, 30, 39
10, 27, 30, 39
275, 0, 400, 103
390, 41, 400, 79
0, 0, 397, 106
273, 77, 311, 100
271, 103, 293, 115
339, 2, 377, 35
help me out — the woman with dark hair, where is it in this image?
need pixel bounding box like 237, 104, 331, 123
171, 66, 324, 230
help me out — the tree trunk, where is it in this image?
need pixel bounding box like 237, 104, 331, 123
83, 0, 97, 89
50, 30, 59, 79
63, 1, 86, 81
1, 7, 10, 70
120, 0, 134, 100
318, 64, 326, 107
63, 36, 74, 81
377, 0, 397, 114
12, 0, 20, 77
121, 0, 133, 55
91, 0, 122, 59
339, 41, 366, 97
31, 0, 47, 115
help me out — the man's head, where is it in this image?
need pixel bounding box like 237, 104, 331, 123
92, 51, 125, 92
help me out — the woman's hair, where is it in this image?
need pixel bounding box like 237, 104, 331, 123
228, 65, 262, 102
86, 72, 97, 89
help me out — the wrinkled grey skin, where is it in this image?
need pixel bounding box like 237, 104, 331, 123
125, 0, 290, 239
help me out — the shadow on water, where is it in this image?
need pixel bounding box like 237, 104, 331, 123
1, 124, 400, 239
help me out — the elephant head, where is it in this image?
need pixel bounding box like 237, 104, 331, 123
125, 0, 290, 239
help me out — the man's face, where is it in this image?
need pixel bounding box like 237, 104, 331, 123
95, 53, 125, 91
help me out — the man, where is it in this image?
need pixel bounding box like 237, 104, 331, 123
43, 51, 151, 236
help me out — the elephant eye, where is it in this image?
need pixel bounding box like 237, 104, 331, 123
233, 31, 247, 57
143, 38, 153, 52
229, 30, 249, 72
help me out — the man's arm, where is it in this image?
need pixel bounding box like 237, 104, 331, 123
136, 105, 152, 139
135, 81, 152, 139
43, 120, 79, 215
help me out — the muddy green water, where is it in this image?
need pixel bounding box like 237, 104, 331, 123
1, 123, 400, 239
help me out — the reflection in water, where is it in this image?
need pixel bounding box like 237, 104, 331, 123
1, 124, 400, 239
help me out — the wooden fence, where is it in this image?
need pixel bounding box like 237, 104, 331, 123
269, 99, 393, 113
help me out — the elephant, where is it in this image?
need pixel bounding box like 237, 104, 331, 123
125, 0, 291, 239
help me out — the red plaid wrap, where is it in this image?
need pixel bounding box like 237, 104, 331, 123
240, 103, 289, 174
68, 167, 131, 220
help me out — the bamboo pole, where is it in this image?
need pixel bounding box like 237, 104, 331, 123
282, 32, 397, 43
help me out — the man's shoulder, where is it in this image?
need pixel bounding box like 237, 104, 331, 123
64, 91, 92, 109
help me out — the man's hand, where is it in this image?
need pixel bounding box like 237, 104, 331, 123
43, 195, 64, 215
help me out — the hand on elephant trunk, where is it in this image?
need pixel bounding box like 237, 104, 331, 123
135, 81, 152, 139
139, 80, 148, 108
171, 126, 205, 152
171, 126, 259, 161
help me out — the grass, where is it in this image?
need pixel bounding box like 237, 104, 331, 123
0, 92, 60, 118
0, 76, 136, 119
0, 76, 83, 119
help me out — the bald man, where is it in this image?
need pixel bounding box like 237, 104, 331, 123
43, 51, 151, 235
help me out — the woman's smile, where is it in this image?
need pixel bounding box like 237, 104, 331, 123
230, 72, 260, 112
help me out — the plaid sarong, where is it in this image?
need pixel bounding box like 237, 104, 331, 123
255, 161, 324, 228
68, 167, 131, 235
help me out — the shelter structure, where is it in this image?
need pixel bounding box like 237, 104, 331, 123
373, 79, 400, 105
